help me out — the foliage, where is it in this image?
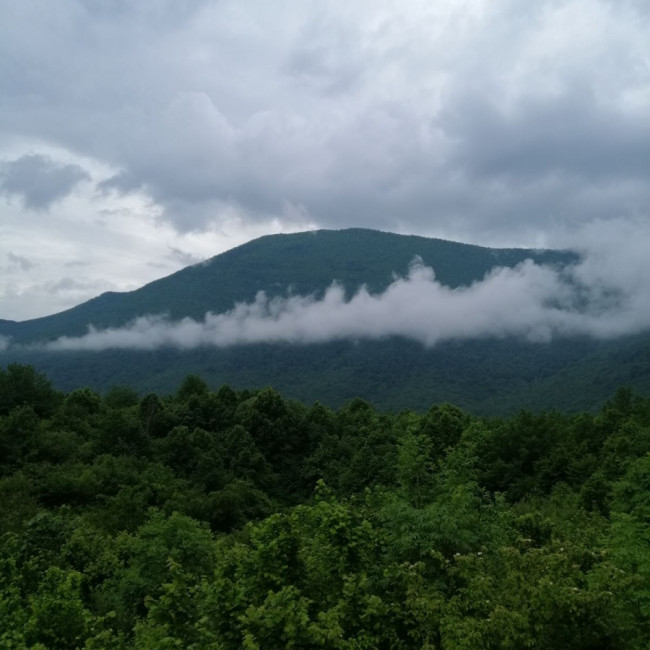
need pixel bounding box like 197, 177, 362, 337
0, 364, 649, 647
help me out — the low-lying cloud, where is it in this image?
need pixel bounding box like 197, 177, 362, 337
39, 243, 650, 353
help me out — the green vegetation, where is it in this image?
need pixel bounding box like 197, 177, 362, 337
1, 363, 649, 648
5, 333, 650, 415
2, 228, 650, 414
0, 229, 575, 344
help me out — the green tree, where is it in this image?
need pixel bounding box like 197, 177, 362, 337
397, 429, 435, 508
0, 363, 61, 417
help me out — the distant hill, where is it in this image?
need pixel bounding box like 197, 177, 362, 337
1, 228, 649, 414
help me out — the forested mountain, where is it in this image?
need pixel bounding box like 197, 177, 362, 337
1, 365, 649, 648
0, 229, 572, 343
1, 228, 649, 414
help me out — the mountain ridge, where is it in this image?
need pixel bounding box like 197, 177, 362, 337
0, 228, 575, 344
2, 227, 648, 414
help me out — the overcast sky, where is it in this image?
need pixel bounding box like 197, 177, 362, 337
1, 0, 649, 321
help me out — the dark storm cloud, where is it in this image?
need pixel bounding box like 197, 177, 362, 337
0, 154, 89, 210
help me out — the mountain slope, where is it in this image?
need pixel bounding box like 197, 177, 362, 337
2, 228, 649, 414
3, 335, 625, 414
0, 228, 574, 344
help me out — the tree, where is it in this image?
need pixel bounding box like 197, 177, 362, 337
0, 363, 61, 417
397, 429, 435, 507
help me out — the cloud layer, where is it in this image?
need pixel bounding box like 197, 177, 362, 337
2, 1, 649, 239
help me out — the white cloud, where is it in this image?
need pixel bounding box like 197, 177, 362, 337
0, 145, 316, 320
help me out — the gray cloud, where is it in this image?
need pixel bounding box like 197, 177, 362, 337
1, 0, 648, 240
47, 277, 99, 292
21, 276, 114, 303
441, 89, 650, 182
282, 14, 365, 96
167, 246, 203, 267
64, 260, 92, 268
7, 253, 35, 272
0, 154, 90, 210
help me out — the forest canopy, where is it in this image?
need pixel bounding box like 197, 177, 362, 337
1, 363, 649, 648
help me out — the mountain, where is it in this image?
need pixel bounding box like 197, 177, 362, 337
1, 228, 649, 414
0, 228, 573, 344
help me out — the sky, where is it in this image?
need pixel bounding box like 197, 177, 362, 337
1, 0, 649, 323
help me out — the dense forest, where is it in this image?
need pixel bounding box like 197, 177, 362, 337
6, 333, 645, 416
1, 363, 649, 648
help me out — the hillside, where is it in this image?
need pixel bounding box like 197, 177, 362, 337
0, 228, 573, 344
1, 228, 649, 414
